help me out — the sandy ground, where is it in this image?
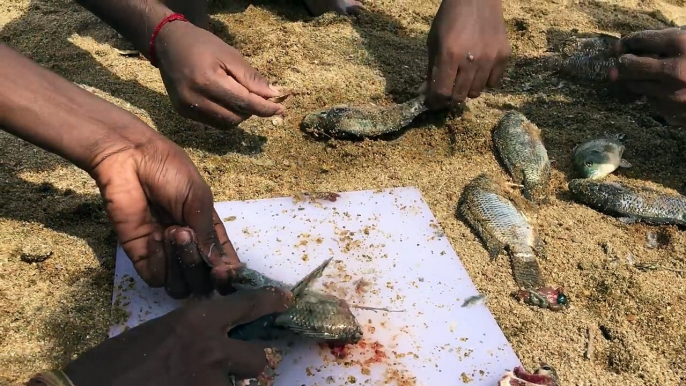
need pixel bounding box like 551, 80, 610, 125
1, 0, 686, 384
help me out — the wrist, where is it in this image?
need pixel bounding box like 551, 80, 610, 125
0, 43, 159, 175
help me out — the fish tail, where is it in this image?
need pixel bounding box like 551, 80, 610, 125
510, 252, 546, 289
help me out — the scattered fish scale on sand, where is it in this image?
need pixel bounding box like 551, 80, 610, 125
492, 110, 551, 204
568, 178, 686, 226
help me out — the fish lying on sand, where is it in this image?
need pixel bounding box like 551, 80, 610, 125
227, 257, 364, 344
568, 179, 686, 226
544, 32, 620, 82
499, 363, 559, 386
458, 174, 568, 311
300, 96, 427, 139
572, 134, 631, 179
492, 111, 551, 203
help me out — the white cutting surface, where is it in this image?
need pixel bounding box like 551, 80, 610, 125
109, 187, 521, 385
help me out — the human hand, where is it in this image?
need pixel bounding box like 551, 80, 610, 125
424, 0, 510, 109
90, 129, 239, 298
53, 288, 293, 386
610, 27, 686, 126
154, 21, 285, 128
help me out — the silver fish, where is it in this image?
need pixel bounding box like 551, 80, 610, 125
228, 258, 364, 344
458, 173, 547, 290
568, 178, 686, 226
301, 96, 427, 139
572, 134, 632, 179
492, 110, 551, 203
544, 32, 620, 82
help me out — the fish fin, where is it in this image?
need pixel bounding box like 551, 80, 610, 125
534, 237, 548, 260
487, 241, 505, 261
618, 217, 637, 225
619, 159, 632, 168
290, 257, 333, 297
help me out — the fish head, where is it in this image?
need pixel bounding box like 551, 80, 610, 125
574, 148, 617, 179
499, 363, 559, 386
301, 109, 330, 131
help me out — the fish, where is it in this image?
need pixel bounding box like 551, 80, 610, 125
568, 178, 686, 226
492, 111, 551, 203
572, 134, 632, 179
300, 96, 427, 139
499, 363, 559, 386
227, 257, 364, 345
458, 173, 547, 290
461, 294, 487, 308
544, 32, 620, 82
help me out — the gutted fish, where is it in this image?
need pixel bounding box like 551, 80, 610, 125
492, 111, 551, 203
544, 32, 620, 82
499, 363, 559, 386
568, 179, 686, 225
301, 96, 427, 139
458, 173, 547, 289
228, 258, 364, 344
572, 134, 631, 179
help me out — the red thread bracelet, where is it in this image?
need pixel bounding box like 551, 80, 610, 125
149, 13, 188, 68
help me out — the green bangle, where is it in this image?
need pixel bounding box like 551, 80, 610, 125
28, 370, 75, 386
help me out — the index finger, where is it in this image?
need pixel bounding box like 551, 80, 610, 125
618, 28, 685, 57
614, 54, 678, 82
201, 287, 294, 331
425, 52, 459, 110
208, 75, 284, 118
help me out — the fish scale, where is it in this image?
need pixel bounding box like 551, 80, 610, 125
568, 179, 686, 225
492, 111, 551, 203
459, 174, 547, 289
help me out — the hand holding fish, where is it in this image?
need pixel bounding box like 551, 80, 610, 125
26, 288, 293, 386
424, 0, 511, 109
610, 26, 686, 126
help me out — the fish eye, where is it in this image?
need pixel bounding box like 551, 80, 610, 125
557, 293, 568, 305
584, 161, 593, 167
541, 365, 552, 371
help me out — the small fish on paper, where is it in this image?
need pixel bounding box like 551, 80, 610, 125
461, 294, 487, 308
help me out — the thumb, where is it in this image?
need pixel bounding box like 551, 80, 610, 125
199, 287, 293, 332
182, 176, 226, 269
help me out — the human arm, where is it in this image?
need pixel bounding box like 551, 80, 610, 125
0, 43, 237, 297
72, 0, 285, 128
610, 26, 686, 126
25, 287, 292, 386
424, 0, 511, 109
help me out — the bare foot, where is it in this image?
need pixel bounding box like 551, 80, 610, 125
302, 0, 365, 16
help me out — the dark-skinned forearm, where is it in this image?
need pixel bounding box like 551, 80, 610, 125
0, 43, 153, 173
73, 0, 174, 58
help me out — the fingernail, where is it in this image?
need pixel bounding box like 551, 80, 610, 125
173, 229, 193, 246
269, 84, 282, 94
152, 232, 163, 242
